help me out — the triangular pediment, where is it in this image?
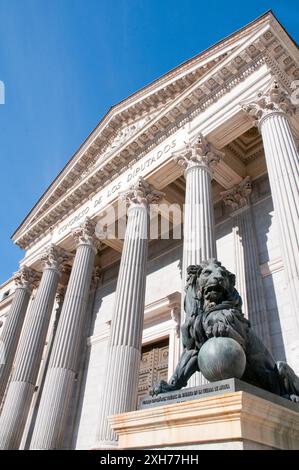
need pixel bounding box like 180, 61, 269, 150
12, 11, 299, 249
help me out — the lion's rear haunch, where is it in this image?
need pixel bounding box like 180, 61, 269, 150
151, 259, 299, 403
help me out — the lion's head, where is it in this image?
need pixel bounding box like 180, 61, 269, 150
186, 259, 242, 312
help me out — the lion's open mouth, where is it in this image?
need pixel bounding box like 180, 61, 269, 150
204, 284, 224, 294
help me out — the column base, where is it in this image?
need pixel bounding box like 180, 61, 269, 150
109, 381, 299, 450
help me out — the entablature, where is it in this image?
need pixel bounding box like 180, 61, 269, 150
12, 13, 299, 253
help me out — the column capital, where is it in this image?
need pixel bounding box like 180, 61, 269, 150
173, 133, 224, 176
221, 176, 252, 215
91, 266, 102, 290
41, 244, 71, 272
13, 266, 41, 291
170, 305, 181, 338
55, 285, 66, 305
121, 177, 164, 208
72, 217, 97, 250
241, 79, 297, 129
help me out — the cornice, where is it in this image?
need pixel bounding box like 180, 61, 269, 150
13, 15, 299, 250
13, 57, 226, 238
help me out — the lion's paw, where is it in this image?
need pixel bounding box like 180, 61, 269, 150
212, 322, 229, 337
150, 380, 176, 396
289, 394, 299, 403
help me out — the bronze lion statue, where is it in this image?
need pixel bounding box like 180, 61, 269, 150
151, 259, 299, 402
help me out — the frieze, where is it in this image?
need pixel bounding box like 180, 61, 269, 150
54, 134, 180, 241
14, 19, 299, 249
75, 113, 160, 184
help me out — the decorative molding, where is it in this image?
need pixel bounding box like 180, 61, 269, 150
91, 266, 103, 290
260, 257, 284, 278
142, 320, 174, 347
241, 78, 297, 129
87, 292, 181, 347
87, 321, 111, 347
16, 55, 265, 250
170, 306, 181, 338
72, 217, 97, 249
55, 285, 66, 306
109, 391, 299, 450
13, 266, 41, 291
143, 292, 181, 327
41, 244, 71, 271
173, 133, 224, 176
0, 294, 14, 310
122, 177, 164, 207
13, 15, 299, 250
221, 176, 252, 213
75, 113, 161, 184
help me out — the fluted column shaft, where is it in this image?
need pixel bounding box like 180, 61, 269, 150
185, 166, 215, 388
0, 246, 68, 449
261, 114, 298, 297
261, 114, 299, 367
222, 178, 272, 351
0, 267, 38, 404
174, 134, 223, 386
30, 219, 97, 449
174, 133, 222, 303
96, 178, 162, 448
20, 287, 66, 449
243, 80, 299, 370
183, 163, 217, 280
235, 208, 271, 348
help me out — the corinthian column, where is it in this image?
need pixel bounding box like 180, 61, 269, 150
30, 218, 98, 449
0, 245, 69, 449
221, 177, 271, 351
0, 266, 39, 404
174, 133, 223, 278
95, 177, 163, 449
242, 79, 299, 370
174, 133, 223, 386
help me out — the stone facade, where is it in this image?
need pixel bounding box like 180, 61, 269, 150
0, 12, 298, 449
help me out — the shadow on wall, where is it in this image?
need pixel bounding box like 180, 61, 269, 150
70, 264, 121, 449
214, 177, 285, 361
67, 285, 104, 450
55, 187, 287, 448
72, 238, 183, 448
252, 193, 286, 362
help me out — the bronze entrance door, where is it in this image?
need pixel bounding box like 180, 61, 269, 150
137, 339, 169, 407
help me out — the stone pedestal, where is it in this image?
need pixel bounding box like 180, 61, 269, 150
110, 381, 299, 450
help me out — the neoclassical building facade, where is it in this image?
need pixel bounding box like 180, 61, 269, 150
0, 12, 298, 449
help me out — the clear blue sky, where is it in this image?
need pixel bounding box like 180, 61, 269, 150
0, 0, 298, 284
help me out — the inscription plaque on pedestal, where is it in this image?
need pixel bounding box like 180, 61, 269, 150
140, 378, 299, 411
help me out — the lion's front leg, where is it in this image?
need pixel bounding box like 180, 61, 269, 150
205, 321, 229, 338
204, 309, 247, 349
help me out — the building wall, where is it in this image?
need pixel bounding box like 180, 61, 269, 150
72, 175, 292, 449
253, 196, 291, 363
0, 173, 292, 449
0, 278, 15, 336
